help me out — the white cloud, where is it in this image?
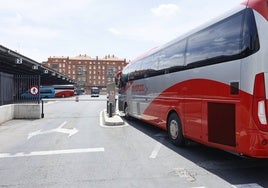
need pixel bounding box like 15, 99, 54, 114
151, 4, 180, 17
0, 0, 243, 62
108, 28, 121, 35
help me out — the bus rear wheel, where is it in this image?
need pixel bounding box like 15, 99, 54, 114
168, 113, 185, 146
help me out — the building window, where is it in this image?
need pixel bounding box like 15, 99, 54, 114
52, 63, 58, 69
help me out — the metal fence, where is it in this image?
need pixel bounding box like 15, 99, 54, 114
0, 72, 14, 106
14, 75, 40, 104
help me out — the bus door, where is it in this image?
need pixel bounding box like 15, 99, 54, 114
131, 80, 148, 118
183, 98, 203, 142
180, 73, 203, 142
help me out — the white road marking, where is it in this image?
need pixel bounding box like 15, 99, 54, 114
232, 183, 263, 188
0, 148, 105, 159
27, 121, 78, 139
149, 138, 164, 159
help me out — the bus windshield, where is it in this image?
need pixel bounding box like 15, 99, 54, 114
91, 87, 100, 97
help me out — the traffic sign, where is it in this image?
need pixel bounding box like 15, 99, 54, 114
30, 86, 39, 95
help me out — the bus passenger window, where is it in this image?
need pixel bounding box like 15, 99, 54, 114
186, 10, 244, 66
158, 40, 186, 71
241, 9, 260, 55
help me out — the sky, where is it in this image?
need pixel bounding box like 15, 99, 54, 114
0, 0, 243, 63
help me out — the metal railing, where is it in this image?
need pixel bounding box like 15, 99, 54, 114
14, 75, 40, 104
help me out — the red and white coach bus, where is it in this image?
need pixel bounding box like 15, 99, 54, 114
117, 0, 268, 158
53, 85, 75, 98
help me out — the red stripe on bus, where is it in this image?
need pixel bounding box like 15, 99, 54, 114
141, 79, 268, 157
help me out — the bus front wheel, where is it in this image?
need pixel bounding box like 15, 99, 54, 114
168, 113, 185, 146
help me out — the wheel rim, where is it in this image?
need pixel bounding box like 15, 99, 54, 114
170, 120, 179, 139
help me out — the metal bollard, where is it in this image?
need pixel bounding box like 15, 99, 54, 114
41, 100, 44, 118
109, 102, 113, 117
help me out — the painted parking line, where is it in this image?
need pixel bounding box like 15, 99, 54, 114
149, 138, 164, 159
0, 148, 104, 159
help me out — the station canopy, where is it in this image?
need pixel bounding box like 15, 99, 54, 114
0, 45, 76, 85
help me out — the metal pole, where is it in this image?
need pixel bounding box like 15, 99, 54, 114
41, 100, 44, 118
109, 102, 112, 117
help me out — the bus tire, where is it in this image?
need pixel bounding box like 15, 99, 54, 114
167, 113, 185, 146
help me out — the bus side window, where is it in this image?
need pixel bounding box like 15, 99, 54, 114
242, 8, 260, 55
141, 54, 158, 78
158, 39, 186, 72
159, 40, 186, 72
186, 10, 244, 66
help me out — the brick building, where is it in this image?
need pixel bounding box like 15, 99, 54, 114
42, 54, 128, 92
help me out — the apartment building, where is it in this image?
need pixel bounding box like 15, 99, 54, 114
42, 54, 128, 91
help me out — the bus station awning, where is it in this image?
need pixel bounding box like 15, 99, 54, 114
0, 45, 76, 85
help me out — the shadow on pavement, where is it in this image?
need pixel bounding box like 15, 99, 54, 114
123, 117, 268, 187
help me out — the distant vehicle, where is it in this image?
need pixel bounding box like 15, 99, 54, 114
75, 89, 85, 95
117, 0, 268, 158
52, 85, 75, 98
91, 87, 100, 97
21, 87, 55, 99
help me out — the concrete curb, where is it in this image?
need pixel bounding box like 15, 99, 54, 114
102, 110, 125, 126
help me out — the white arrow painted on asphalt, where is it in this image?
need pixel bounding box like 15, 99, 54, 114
27, 121, 78, 139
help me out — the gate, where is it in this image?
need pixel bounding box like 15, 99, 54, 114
14, 75, 40, 104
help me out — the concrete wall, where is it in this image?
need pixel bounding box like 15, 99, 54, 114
14, 104, 41, 119
0, 104, 14, 124
0, 104, 41, 124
